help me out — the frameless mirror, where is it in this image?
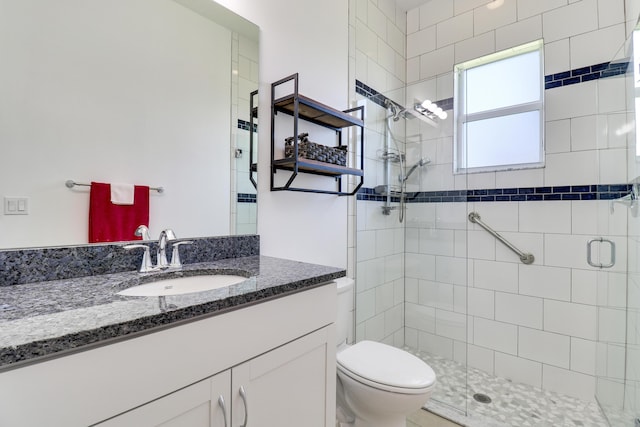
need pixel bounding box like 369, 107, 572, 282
0, 0, 259, 249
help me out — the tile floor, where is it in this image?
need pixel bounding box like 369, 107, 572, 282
403, 347, 632, 427
407, 409, 462, 427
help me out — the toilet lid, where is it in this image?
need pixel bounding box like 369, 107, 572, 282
337, 341, 436, 393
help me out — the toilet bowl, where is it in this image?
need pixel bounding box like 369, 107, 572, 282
335, 278, 436, 427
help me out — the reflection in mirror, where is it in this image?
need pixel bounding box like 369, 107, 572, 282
634, 27, 640, 158
0, 0, 258, 249
233, 89, 259, 235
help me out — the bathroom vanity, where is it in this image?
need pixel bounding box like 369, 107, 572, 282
0, 253, 343, 427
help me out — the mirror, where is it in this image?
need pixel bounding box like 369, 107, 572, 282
0, 0, 259, 249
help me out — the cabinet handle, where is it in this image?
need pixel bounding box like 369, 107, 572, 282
239, 386, 249, 427
217, 395, 228, 427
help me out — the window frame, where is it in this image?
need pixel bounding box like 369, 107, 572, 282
453, 40, 545, 174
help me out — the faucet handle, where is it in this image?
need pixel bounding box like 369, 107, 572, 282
170, 240, 194, 268
123, 244, 154, 273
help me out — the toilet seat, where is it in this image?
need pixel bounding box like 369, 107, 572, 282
337, 341, 436, 395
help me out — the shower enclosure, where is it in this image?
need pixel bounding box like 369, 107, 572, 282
350, 0, 640, 425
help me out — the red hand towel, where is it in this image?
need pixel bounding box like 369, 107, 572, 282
89, 182, 150, 243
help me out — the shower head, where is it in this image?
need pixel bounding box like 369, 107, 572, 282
400, 157, 431, 183
416, 157, 430, 167
385, 99, 404, 122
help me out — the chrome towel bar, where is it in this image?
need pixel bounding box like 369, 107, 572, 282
65, 180, 164, 193
468, 211, 534, 265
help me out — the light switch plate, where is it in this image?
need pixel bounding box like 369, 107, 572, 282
4, 197, 29, 215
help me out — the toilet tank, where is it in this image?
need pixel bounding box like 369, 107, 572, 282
336, 277, 355, 346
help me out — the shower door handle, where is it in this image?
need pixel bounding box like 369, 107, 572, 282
587, 238, 615, 268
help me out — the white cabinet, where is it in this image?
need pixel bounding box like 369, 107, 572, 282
97, 327, 332, 427
98, 371, 231, 427
0, 283, 337, 427
231, 328, 332, 427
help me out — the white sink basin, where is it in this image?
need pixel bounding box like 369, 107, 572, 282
118, 274, 248, 297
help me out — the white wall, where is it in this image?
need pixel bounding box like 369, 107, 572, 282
0, 0, 232, 248
216, 0, 350, 268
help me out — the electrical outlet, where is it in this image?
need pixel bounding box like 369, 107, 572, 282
4, 197, 29, 215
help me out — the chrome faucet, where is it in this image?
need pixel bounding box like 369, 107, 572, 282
157, 229, 177, 268
125, 229, 193, 273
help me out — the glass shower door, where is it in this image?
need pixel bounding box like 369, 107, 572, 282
402, 79, 470, 416
595, 10, 639, 425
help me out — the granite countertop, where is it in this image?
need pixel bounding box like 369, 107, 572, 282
0, 255, 345, 371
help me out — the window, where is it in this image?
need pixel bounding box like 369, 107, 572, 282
454, 40, 544, 173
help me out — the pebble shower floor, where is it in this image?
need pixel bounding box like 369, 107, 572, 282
403, 347, 634, 427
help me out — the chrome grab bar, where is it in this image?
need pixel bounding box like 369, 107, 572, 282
468, 212, 534, 265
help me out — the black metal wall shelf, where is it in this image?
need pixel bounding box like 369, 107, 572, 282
273, 158, 364, 177
273, 94, 364, 130
270, 73, 364, 196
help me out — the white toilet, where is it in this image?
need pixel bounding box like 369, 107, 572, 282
335, 278, 436, 427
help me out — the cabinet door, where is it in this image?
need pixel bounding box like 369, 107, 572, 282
231, 327, 334, 427
96, 370, 231, 427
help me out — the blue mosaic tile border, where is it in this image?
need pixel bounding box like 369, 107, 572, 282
237, 193, 257, 203
355, 80, 397, 110
357, 184, 632, 203
544, 59, 630, 90
434, 97, 453, 111
355, 80, 453, 115
238, 119, 257, 132
357, 59, 631, 114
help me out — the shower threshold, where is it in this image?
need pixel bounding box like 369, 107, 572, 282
403, 347, 615, 427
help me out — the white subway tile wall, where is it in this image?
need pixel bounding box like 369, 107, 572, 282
351, 0, 640, 419
494, 351, 543, 388
495, 15, 543, 51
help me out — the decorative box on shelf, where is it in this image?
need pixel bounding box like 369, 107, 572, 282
284, 133, 347, 166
